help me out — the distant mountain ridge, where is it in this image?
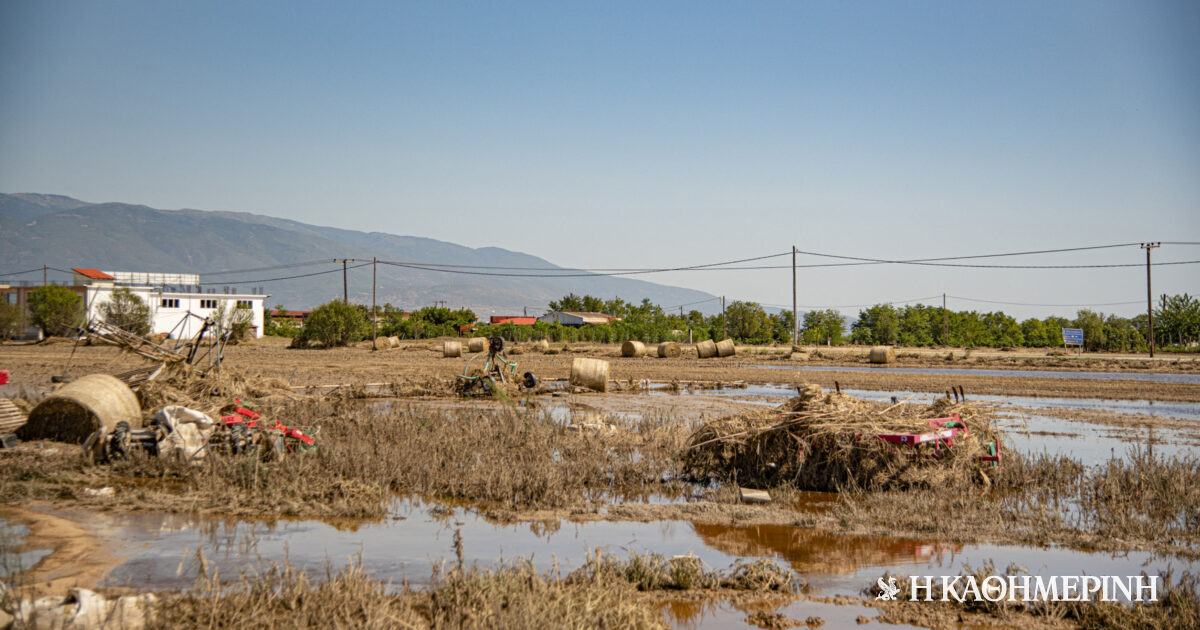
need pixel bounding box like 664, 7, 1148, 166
0, 193, 718, 313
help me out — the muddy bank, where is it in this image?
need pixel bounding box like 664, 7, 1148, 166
0, 505, 120, 598
4, 338, 1199, 402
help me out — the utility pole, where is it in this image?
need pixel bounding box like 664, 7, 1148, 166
371, 257, 378, 350
333, 259, 351, 303
792, 246, 798, 346
1142, 242, 1160, 357
721, 296, 726, 340
942, 293, 948, 344
43, 265, 47, 286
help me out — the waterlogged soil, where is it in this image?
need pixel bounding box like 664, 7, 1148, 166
3, 337, 1200, 402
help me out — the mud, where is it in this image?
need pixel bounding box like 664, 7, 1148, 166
0, 505, 122, 597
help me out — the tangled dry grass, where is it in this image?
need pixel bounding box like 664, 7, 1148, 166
147, 549, 800, 629
684, 384, 1004, 492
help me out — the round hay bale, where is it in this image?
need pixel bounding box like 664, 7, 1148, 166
569, 358, 609, 392
534, 339, 550, 352
443, 340, 462, 358
789, 352, 809, 361
468, 337, 487, 353
791, 345, 805, 354
695, 339, 718, 359
868, 346, 896, 364
621, 340, 646, 357
387, 336, 401, 349
21, 374, 141, 443
716, 339, 736, 357
657, 342, 681, 358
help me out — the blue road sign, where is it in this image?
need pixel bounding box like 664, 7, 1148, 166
1062, 328, 1084, 346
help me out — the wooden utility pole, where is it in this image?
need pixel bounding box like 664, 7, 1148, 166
1142, 242, 1160, 357
333, 259, 351, 303
792, 246, 798, 345
43, 265, 47, 286
371, 257, 378, 350
942, 293, 948, 344
721, 296, 726, 340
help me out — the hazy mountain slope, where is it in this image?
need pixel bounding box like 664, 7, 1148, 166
0, 194, 717, 313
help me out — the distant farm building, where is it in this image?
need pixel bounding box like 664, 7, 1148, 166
2, 268, 268, 340
490, 316, 538, 326
537, 311, 621, 327
271, 310, 312, 326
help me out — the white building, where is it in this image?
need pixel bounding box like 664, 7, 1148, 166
537, 311, 621, 327
73, 269, 269, 339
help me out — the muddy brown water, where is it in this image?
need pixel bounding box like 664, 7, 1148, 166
759, 364, 1200, 384
10, 499, 1194, 608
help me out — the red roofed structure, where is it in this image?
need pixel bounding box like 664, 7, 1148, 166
71, 268, 116, 280
490, 316, 537, 326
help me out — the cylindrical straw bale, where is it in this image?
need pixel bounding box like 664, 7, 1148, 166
657, 342, 681, 358
716, 339, 736, 357
868, 346, 896, 364
388, 336, 401, 349
21, 374, 141, 443
695, 339, 718, 359
569, 358, 609, 392
468, 337, 487, 353
621, 340, 646, 357
443, 340, 462, 358
534, 339, 550, 352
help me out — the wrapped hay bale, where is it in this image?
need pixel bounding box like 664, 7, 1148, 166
468, 337, 487, 353
657, 342, 681, 358
684, 386, 1002, 492
569, 358, 609, 392
716, 339, 736, 357
21, 374, 141, 443
696, 339, 718, 359
868, 346, 895, 364
621, 340, 646, 357
443, 340, 462, 357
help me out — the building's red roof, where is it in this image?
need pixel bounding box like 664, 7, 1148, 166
490, 316, 538, 325
71, 268, 115, 280
271, 310, 311, 317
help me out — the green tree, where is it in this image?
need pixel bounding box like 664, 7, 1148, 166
724, 301, 772, 342
851, 304, 899, 345
99, 288, 151, 336
296, 300, 369, 347
0, 301, 22, 339
27, 285, 83, 337
801, 309, 845, 345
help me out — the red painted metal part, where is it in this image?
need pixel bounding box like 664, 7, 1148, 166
0, 370, 8, 385
877, 414, 967, 446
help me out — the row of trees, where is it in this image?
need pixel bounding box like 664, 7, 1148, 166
268, 291, 1200, 351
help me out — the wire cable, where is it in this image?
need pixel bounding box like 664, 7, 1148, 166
0, 267, 46, 277
196, 262, 372, 286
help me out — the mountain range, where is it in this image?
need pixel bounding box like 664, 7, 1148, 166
0, 193, 717, 314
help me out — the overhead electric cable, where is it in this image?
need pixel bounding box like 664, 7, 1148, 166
195, 262, 372, 286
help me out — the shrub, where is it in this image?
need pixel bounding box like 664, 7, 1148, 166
99, 288, 151, 336
296, 300, 368, 347
27, 285, 83, 337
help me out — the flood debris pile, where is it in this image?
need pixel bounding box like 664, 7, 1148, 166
684, 384, 1005, 492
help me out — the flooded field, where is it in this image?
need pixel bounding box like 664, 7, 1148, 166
1, 339, 1198, 628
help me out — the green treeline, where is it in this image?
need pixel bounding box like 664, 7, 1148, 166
267, 292, 1200, 351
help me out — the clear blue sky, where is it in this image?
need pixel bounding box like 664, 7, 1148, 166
2, 0, 1197, 318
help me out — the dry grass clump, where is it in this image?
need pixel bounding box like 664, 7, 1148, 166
684, 385, 1004, 492
0, 400, 686, 519
149, 550, 799, 629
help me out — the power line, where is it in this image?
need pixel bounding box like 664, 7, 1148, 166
195, 262, 372, 286
948, 295, 1148, 308
0, 267, 45, 277
197, 259, 332, 276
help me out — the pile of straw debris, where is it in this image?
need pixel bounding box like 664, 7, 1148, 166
684, 384, 1004, 492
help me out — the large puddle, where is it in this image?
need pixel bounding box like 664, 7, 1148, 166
19, 498, 1188, 616
756, 364, 1200, 384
